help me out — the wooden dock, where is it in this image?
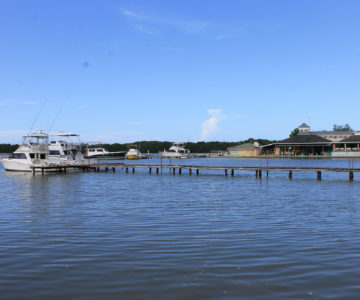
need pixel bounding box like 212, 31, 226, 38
31, 162, 360, 181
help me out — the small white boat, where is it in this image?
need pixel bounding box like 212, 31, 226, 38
125, 145, 142, 160
0, 130, 50, 171
160, 142, 190, 158
85, 147, 126, 160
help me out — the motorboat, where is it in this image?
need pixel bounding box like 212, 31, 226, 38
160, 142, 190, 158
125, 145, 141, 160
85, 147, 126, 160
0, 130, 50, 171
49, 132, 88, 164
1, 130, 92, 172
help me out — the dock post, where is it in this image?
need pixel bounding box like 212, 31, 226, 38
231, 169, 234, 176
225, 169, 228, 176
259, 170, 262, 178
105, 167, 108, 172
179, 168, 182, 175
196, 169, 199, 176
289, 171, 292, 180
112, 167, 115, 173
126, 167, 128, 174
41, 168, 44, 175
317, 171, 321, 181
255, 170, 258, 178
156, 168, 159, 174
64, 168, 67, 173
173, 168, 175, 175
189, 168, 192, 175
32, 168, 35, 175
149, 168, 152, 174
349, 171, 354, 181
132, 168, 135, 173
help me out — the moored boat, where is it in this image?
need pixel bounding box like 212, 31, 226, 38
85, 147, 126, 160
125, 145, 141, 160
160, 142, 190, 158
0, 130, 50, 171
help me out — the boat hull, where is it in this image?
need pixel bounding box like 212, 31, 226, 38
126, 155, 140, 160
0, 159, 32, 172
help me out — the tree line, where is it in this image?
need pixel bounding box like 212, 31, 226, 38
0, 139, 275, 154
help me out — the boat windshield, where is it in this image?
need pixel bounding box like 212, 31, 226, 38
10, 153, 26, 159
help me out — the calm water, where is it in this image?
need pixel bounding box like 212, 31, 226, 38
1, 158, 360, 299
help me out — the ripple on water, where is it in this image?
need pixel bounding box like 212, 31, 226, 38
1, 159, 360, 299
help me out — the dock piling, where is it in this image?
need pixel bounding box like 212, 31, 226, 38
349, 171, 354, 181
289, 170, 293, 180
317, 171, 321, 181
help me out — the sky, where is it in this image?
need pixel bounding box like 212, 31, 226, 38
0, 0, 359, 143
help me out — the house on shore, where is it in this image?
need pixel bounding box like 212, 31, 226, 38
227, 142, 261, 157
262, 123, 360, 157
262, 135, 332, 156
298, 123, 354, 142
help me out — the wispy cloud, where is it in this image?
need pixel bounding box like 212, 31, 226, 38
201, 109, 226, 141
118, 8, 210, 35
0, 103, 5, 106
22, 101, 37, 105
118, 7, 257, 40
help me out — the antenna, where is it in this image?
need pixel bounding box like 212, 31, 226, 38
26, 100, 47, 138
49, 101, 65, 132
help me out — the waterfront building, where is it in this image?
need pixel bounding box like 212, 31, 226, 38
262, 135, 332, 156
297, 123, 354, 142
298, 123, 310, 133
227, 142, 261, 157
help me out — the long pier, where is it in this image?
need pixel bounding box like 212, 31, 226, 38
31, 163, 360, 181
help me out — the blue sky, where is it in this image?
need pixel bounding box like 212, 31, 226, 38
1, 0, 359, 143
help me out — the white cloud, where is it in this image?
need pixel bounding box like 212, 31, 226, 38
201, 109, 226, 141
118, 7, 209, 35
22, 101, 37, 105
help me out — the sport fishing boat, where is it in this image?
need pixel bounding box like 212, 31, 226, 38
160, 142, 190, 158
0, 130, 50, 171
85, 147, 126, 160
49, 132, 88, 164
125, 145, 141, 160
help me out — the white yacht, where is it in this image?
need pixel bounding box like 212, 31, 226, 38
85, 147, 126, 160
160, 142, 190, 158
125, 145, 141, 160
49, 132, 87, 164
0, 130, 50, 171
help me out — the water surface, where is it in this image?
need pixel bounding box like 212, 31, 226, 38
1, 158, 360, 299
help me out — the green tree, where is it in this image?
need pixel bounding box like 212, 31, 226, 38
333, 124, 352, 131
289, 128, 299, 137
